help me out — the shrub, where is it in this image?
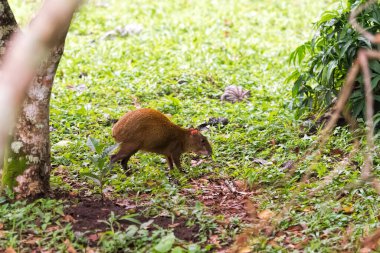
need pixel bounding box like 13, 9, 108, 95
287, 0, 380, 121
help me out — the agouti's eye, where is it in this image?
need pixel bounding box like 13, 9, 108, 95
201, 139, 205, 143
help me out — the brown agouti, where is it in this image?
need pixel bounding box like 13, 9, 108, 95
111, 108, 212, 171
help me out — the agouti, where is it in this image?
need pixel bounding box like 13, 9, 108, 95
111, 108, 212, 171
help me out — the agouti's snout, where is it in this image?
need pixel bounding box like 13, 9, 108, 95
110, 108, 212, 171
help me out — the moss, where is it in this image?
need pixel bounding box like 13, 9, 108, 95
1, 146, 27, 190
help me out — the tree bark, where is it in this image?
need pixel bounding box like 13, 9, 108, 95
0, 0, 18, 62
0, 0, 78, 198
10, 44, 66, 197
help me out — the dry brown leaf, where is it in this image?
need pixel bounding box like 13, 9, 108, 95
244, 200, 257, 219
360, 247, 372, 253
22, 236, 41, 245
233, 180, 248, 191
361, 228, 380, 250
5, 247, 16, 253
287, 225, 303, 232
46, 225, 60, 232
65, 239, 77, 253
258, 209, 275, 221
85, 248, 97, 253
88, 233, 99, 242
238, 246, 252, 253
268, 239, 280, 248
209, 235, 221, 249
63, 214, 76, 223
168, 223, 181, 228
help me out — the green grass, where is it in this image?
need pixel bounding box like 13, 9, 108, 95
5, 0, 380, 252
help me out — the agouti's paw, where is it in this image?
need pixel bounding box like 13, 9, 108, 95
167, 175, 179, 185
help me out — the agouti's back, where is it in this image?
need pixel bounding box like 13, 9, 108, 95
112, 108, 186, 148
111, 108, 212, 172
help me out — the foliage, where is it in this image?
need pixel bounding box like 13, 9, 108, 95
288, 0, 380, 119
7, 0, 380, 252
81, 136, 118, 196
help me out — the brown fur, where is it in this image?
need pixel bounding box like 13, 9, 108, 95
111, 108, 212, 171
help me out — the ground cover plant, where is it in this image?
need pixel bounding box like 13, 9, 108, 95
3, 0, 380, 252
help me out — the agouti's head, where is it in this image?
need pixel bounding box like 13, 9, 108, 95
186, 129, 212, 156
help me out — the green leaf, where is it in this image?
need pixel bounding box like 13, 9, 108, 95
188, 244, 201, 253
171, 247, 184, 253
292, 77, 303, 97
120, 214, 142, 225
81, 172, 101, 186
370, 61, 380, 74
317, 10, 339, 25
125, 225, 139, 237
353, 100, 365, 117
86, 136, 103, 154
322, 61, 337, 85
285, 70, 300, 84
371, 74, 380, 88
154, 233, 176, 253
102, 143, 120, 157
338, 40, 353, 59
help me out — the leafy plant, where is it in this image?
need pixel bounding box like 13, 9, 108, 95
288, 0, 380, 120
82, 137, 118, 197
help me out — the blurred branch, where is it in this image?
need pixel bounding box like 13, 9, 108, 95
0, 0, 82, 167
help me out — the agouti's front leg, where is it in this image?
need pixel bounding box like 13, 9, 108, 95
166, 156, 174, 170
172, 153, 184, 172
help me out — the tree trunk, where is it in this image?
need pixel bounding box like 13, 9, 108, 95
0, 0, 18, 63
9, 45, 65, 197
0, 0, 73, 198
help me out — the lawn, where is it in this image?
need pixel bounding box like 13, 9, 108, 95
3, 0, 380, 252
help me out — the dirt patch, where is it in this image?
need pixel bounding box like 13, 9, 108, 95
182, 177, 257, 223
63, 198, 199, 242
52, 167, 258, 249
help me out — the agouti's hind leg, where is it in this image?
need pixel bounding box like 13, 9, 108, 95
172, 154, 184, 172
110, 143, 138, 172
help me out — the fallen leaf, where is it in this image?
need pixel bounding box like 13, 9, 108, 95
85, 248, 96, 253
46, 225, 60, 232
65, 239, 77, 253
268, 239, 280, 248
361, 228, 380, 250
342, 204, 354, 214
54, 140, 72, 147
360, 247, 372, 253
233, 180, 248, 191
287, 225, 303, 232
238, 246, 252, 253
5, 248, 16, 253
168, 223, 181, 228
88, 233, 99, 242
253, 158, 272, 166
258, 209, 275, 221
331, 148, 344, 157
281, 160, 294, 171
23, 236, 42, 245
209, 235, 221, 249
62, 214, 76, 223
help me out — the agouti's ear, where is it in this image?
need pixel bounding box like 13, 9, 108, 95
190, 128, 199, 135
